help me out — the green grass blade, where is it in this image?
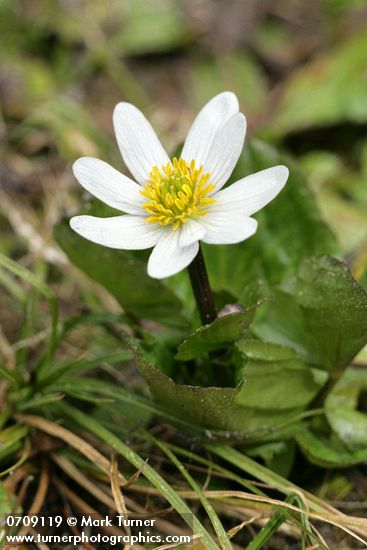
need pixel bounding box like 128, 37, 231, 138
54, 401, 220, 550
0, 441, 30, 477
0, 365, 22, 387
245, 502, 288, 549
245, 493, 305, 550
147, 433, 232, 550
247, 492, 324, 550
161, 442, 266, 497
0, 253, 59, 368
0, 424, 28, 461
38, 351, 132, 386
0, 268, 26, 302
17, 392, 65, 411
205, 444, 327, 515
0, 408, 11, 431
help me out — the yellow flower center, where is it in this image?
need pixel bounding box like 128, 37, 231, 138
141, 157, 216, 230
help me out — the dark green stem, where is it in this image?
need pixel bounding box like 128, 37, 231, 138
188, 245, 217, 325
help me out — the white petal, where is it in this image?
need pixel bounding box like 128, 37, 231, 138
214, 165, 289, 216
181, 92, 240, 168
73, 157, 145, 215
148, 230, 199, 279
178, 219, 205, 247
70, 215, 164, 250
204, 113, 246, 193
200, 211, 258, 245
113, 102, 170, 185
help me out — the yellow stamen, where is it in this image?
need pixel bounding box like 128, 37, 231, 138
141, 157, 216, 229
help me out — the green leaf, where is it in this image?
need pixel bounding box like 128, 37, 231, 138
129, 336, 325, 441
129, 338, 244, 432
325, 367, 367, 449
236, 340, 327, 410
54, 219, 186, 326
254, 255, 367, 371
176, 307, 256, 361
0, 424, 28, 461
201, 139, 338, 298
265, 27, 367, 138
225, 340, 327, 440
296, 426, 367, 468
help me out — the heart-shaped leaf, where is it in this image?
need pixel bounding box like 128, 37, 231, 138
325, 367, 367, 449
296, 427, 367, 468
254, 255, 367, 371
129, 337, 244, 433
176, 307, 257, 361
235, 340, 327, 410
129, 336, 326, 442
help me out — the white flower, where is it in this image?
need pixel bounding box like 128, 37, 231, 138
70, 92, 289, 279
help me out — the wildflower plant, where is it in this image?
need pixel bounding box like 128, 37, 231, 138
54, 92, 367, 469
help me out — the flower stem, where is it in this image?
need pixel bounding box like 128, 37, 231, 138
188, 245, 217, 325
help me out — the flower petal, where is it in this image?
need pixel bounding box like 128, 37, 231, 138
214, 165, 289, 216
148, 230, 199, 279
200, 211, 258, 245
113, 102, 170, 184
181, 91, 240, 168
73, 157, 145, 215
70, 215, 164, 249
178, 219, 205, 247
204, 113, 246, 193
